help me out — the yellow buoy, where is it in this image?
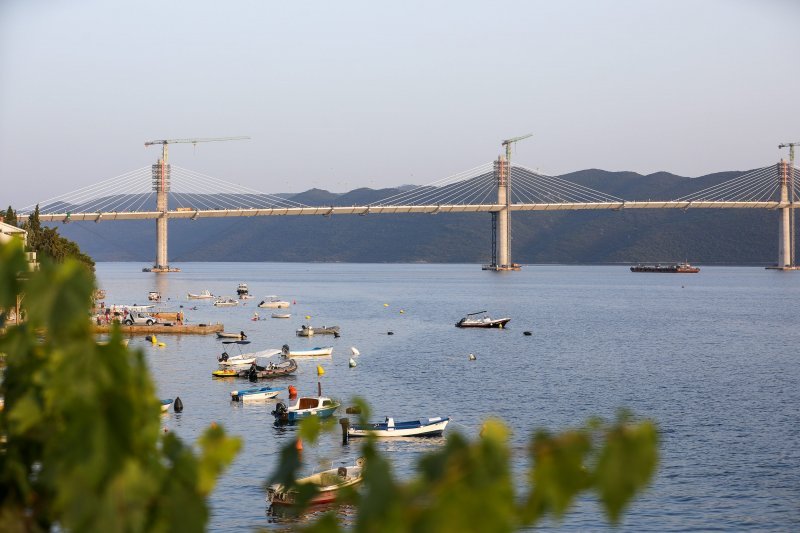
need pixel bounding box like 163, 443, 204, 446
383, 303, 389, 307
305, 315, 311, 320
151, 335, 157, 345
158, 342, 166, 347
400, 309, 405, 314
317, 365, 325, 376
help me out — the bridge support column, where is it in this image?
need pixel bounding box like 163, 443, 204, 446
774, 160, 797, 270
483, 155, 520, 271
146, 156, 180, 273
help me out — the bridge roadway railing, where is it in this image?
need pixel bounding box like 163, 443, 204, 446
23, 201, 798, 222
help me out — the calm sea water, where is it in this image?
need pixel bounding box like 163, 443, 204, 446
95, 263, 800, 532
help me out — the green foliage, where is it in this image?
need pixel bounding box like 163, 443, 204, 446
270, 411, 658, 532
14, 204, 95, 272
0, 241, 240, 532
4, 206, 17, 226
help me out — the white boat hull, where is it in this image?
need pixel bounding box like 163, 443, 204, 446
288, 347, 333, 357
348, 418, 449, 438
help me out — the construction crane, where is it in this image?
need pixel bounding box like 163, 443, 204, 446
501, 133, 532, 164
144, 136, 250, 165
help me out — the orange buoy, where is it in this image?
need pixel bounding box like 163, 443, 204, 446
288, 385, 298, 398
295, 438, 303, 451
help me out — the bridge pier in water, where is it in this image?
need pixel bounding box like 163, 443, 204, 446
483, 155, 520, 271
144, 150, 180, 273
769, 159, 798, 270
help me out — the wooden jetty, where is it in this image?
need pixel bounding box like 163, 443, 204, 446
93, 322, 223, 335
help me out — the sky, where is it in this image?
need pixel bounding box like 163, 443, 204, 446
2, 0, 799, 207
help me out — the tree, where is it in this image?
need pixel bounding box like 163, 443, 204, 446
14, 204, 95, 272
4, 206, 17, 226
0, 241, 240, 532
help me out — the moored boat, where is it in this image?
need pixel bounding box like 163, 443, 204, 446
237, 283, 250, 297
214, 297, 239, 307
230, 386, 282, 402
148, 291, 161, 301
348, 416, 449, 438
455, 311, 511, 328
160, 398, 173, 413
238, 357, 298, 380
630, 262, 700, 273
188, 289, 214, 299
272, 395, 340, 423
271, 313, 292, 319
217, 331, 247, 340
258, 296, 291, 309
296, 324, 340, 337
266, 458, 364, 506
281, 344, 333, 357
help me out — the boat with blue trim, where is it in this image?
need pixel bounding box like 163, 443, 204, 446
230, 386, 282, 402
272, 396, 340, 424
347, 416, 450, 437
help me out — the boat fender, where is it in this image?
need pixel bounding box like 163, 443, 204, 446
523, 331, 532, 336
173, 397, 183, 412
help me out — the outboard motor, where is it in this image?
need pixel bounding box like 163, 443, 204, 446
218, 352, 229, 362
240, 331, 247, 340
248, 364, 258, 382
281, 344, 290, 357
272, 402, 287, 417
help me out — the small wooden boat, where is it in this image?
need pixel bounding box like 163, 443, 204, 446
455, 311, 511, 328
188, 289, 214, 299
217, 331, 247, 340
160, 399, 173, 413
272, 396, 340, 423
296, 324, 340, 337
258, 296, 291, 309
213, 297, 239, 307
238, 357, 298, 380
348, 416, 449, 438
230, 386, 282, 402
266, 458, 365, 506
271, 313, 292, 319
281, 345, 333, 357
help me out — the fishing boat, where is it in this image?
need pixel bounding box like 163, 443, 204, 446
160, 399, 173, 413
272, 395, 340, 423
148, 291, 161, 301
281, 344, 333, 357
266, 458, 365, 506
230, 385, 283, 402
214, 297, 239, 307
455, 311, 511, 328
216, 331, 247, 340
271, 313, 292, 319
296, 325, 340, 337
238, 357, 298, 380
237, 283, 250, 297
217, 342, 277, 369
258, 296, 291, 309
188, 289, 214, 299
348, 416, 450, 438
630, 262, 700, 273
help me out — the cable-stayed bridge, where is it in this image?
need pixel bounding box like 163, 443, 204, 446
16, 156, 800, 272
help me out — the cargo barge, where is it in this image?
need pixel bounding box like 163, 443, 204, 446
630, 262, 700, 273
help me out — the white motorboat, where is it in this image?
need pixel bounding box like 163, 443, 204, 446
348, 416, 450, 438
214, 297, 239, 307
230, 386, 282, 402
271, 313, 292, 319
267, 458, 364, 505
455, 311, 511, 328
258, 296, 291, 309
281, 345, 333, 357
148, 291, 161, 301
188, 289, 213, 299
237, 283, 250, 297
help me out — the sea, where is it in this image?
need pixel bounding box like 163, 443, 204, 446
94, 262, 800, 532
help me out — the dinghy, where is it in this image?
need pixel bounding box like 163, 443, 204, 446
230, 386, 282, 402
271, 313, 292, 319
281, 344, 333, 357
272, 396, 340, 423
348, 416, 450, 437
266, 458, 365, 506
160, 399, 173, 413
238, 357, 298, 380
187, 289, 213, 299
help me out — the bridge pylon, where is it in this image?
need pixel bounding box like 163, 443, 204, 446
768, 159, 798, 270
483, 155, 520, 271
143, 144, 180, 273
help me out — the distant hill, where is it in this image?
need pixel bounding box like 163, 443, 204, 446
50, 168, 788, 265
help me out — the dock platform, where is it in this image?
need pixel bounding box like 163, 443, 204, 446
93, 322, 223, 335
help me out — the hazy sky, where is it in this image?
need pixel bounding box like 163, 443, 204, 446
2, 0, 799, 207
